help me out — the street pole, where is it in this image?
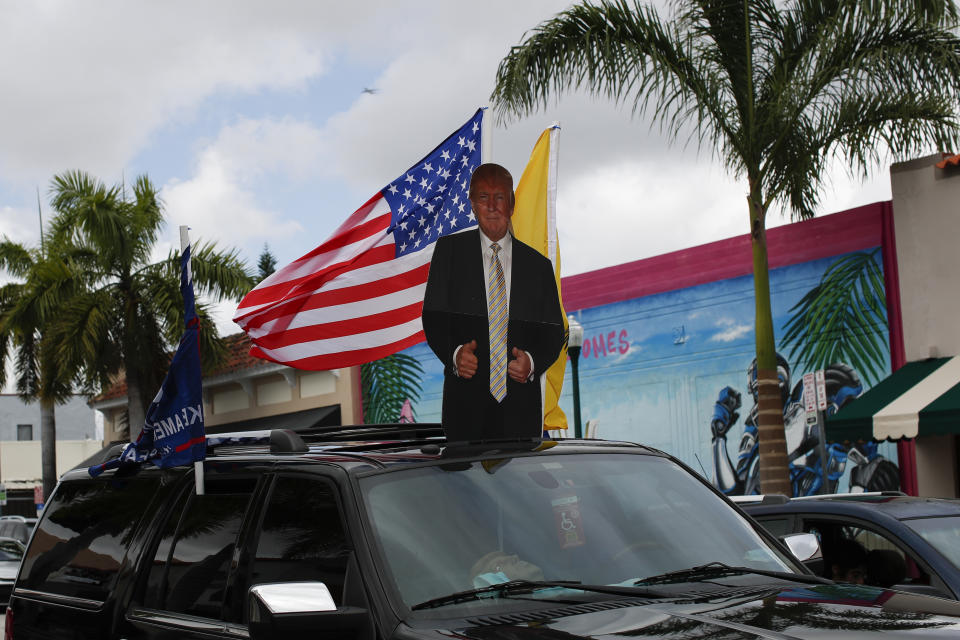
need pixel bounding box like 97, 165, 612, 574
570, 350, 582, 438
816, 410, 831, 494
567, 315, 584, 439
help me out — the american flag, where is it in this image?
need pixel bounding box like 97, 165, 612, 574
233, 109, 484, 369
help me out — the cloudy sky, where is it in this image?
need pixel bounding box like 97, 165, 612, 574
0, 0, 901, 340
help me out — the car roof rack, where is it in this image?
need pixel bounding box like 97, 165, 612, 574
297, 423, 445, 442
730, 494, 790, 505
206, 424, 446, 455
792, 490, 907, 501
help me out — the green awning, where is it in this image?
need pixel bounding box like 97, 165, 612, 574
826, 356, 960, 442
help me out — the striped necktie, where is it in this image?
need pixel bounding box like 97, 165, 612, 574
488, 242, 508, 402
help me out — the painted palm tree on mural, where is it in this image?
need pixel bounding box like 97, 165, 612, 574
491, 0, 960, 493
361, 353, 424, 424
782, 249, 888, 386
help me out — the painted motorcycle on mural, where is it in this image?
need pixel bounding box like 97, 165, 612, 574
710, 354, 900, 496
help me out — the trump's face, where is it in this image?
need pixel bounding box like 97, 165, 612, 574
470, 177, 514, 242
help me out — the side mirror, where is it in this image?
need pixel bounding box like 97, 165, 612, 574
248, 582, 368, 640
782, 532, 824, 576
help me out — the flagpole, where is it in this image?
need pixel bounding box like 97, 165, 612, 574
481, 105, 492, 161
180, 225, 205, 496
546, 122, 560, 266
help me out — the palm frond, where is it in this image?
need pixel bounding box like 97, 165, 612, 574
139, 269, 228, 373
181, 241, 255, 300
493, 0, 960, 220
360, 353, 424, 424
0, 239, 35, 279
47, 288, 121, 390
780, 250, 888, 385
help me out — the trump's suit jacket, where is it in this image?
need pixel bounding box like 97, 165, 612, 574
422, 229, 564, 441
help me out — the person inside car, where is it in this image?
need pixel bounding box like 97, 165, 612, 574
824, 538, 868, 584
865, 548, 908, 588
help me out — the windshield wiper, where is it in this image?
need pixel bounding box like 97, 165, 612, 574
635, 561, 832, 587
411, 579, 673, 611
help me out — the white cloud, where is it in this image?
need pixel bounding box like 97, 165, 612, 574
710, 324, 752, 343
0, 0, 907, 344
0, 1, 346, 183
162, 118, 315, 250
556, 156, 747, 275
210, 298, 243, 337
0, 205, 39, 246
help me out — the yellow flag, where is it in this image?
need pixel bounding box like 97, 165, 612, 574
513, 125, 568, 430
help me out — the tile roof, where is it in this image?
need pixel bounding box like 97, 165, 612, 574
91, 332, 266, 404
935, 153, 960, 169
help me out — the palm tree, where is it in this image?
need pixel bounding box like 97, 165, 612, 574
0, 237, 87, 498
491, 0, 960, 494
46, 170, 255, 440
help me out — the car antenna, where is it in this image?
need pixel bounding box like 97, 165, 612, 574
694, 453, 709, 480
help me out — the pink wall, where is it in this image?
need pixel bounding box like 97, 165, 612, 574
561, 203, 888, 312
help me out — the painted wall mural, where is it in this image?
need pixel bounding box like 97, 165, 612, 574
403, 246, 899, 496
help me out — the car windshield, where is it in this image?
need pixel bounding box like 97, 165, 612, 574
905, 516, 960, 569
359, 452, 793, 610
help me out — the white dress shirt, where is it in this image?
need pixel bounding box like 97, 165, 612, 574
479, 229, 513, 314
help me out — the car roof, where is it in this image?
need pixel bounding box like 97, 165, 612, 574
742, 493, 960, 521
66, 425, 666, 481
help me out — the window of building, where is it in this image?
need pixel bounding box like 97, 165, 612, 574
16, 424, 31, 441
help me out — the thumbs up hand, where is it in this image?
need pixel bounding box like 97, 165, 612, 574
508, 347, 532, 383
456, 340, 479, 379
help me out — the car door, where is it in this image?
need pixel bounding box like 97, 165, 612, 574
798, 515, 953, 598
11, 475, 165, 640
240, 472, 374, 640
123, 473, 263, 640
122, 470, 370, 640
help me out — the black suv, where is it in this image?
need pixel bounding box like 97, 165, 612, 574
8, 427, 960, 640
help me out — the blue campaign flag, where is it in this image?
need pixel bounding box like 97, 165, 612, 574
90, 245, 206, 476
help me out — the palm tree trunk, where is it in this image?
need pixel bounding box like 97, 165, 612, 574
122, 286, 148, 442
40, 398, 57, 501
126, 372, 147, 442
749, 198, 792, 496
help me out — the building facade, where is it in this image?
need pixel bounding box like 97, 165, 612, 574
0, 394, 101, 492
405, 153, 960, 499
91, 333, 362, 445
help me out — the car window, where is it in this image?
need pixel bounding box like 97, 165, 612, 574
6, 522, 29, 544
361, 453, 794, 610
142, 477, 257, 621
0, 538, 23, 561
18, 476, 161, 602
247, 476, 350, 616
904, 516, 960, 570
755, 516, 794, 538
802, 517, 940, 591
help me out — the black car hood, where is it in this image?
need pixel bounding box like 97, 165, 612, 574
414, 584, 960, 639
